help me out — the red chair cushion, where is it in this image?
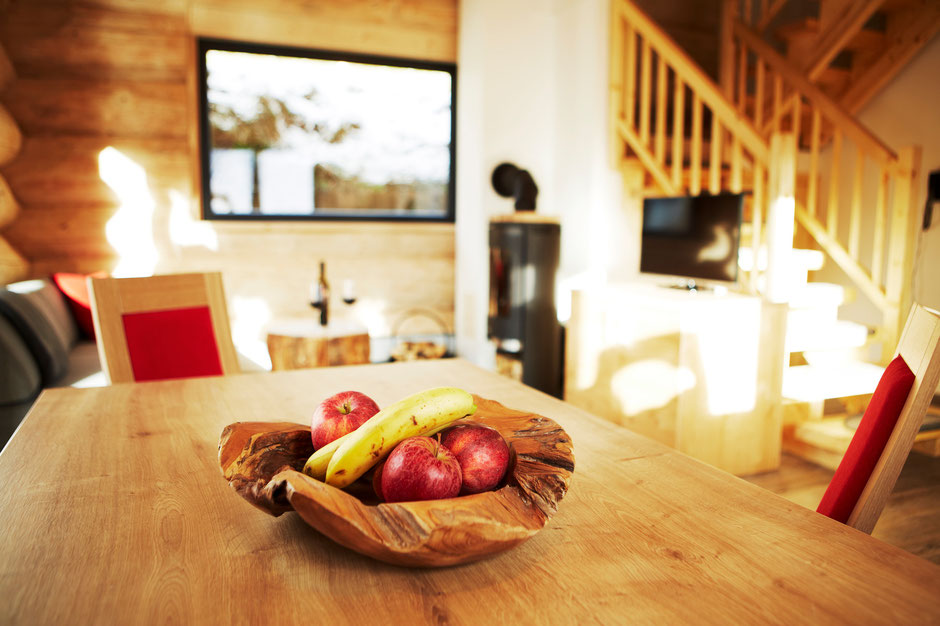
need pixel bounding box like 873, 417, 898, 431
52, 272, 106, 339
121, 306, 224, 382
817, 355, 915, 524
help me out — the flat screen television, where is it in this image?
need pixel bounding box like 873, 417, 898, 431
197, 38, 456, 222
640, 193, 744, 287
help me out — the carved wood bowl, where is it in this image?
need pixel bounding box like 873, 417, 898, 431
218, 395, 574, 567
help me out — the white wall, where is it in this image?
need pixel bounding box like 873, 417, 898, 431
812, 33, 940, 353
455, 0, 626, 366
852, 34, 940, 393
554, 0, 633, 289
855, 34, 940, 312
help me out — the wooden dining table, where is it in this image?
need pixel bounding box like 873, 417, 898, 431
1, 358, 938, 624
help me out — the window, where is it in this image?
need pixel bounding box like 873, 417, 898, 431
197, 38, 457, 222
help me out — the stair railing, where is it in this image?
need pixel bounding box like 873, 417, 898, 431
719, 0, 789, 99
729, 20, 922, 361
611, 0, 772, 290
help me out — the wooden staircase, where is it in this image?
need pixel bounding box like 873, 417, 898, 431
610, 0, 935, 468
737, 0, 940, 116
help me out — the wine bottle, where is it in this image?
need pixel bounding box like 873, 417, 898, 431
314, 261, 329, 326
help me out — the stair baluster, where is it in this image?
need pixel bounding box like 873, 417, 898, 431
612, 0, 771, 289
729, 18, 921, 362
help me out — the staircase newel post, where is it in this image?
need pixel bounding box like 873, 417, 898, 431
883, 145, 922, 362
765, 132, 797, 305
761, 132, 796, 456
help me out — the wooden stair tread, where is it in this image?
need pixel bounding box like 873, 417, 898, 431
792, 412, 940, 454
816, 66, 851, 89
775, 17, 886, 53
845, 27, 887, 53
840, 3, 940, 113
789, 282, 845, 309
784, 360, 883, 401
786, 319, 871, 355
880, 0, 928, 12
765, 2, 938, 113
775, 17, 820, 41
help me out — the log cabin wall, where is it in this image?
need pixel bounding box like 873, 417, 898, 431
0, 0, 457, 367
0, 39, 28, 282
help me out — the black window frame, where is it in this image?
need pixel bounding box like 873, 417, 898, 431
196, 37, 458, 223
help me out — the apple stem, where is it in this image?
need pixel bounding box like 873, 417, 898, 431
340, 402, 351, 414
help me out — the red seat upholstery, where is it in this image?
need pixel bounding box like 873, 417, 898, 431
816, 356, 915, 524
122, 307, 224, 382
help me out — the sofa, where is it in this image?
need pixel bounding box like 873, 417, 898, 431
0, 275, 104, 449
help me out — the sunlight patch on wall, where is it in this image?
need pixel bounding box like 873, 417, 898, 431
765, 195, 796, 304
556, 270, 605, 324
169, 190, 218, 251
230, 295, 272, 371
355, 297, 390, 337
610, 360, 695, 415
99, 147, 158, 277
696, 304, 760, 416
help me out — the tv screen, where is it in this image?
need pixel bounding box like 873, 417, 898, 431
197, 38, 456, 221
640, 194, 743, 284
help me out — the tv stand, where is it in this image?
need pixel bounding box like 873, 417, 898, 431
663, 279, 723, 293
564, 282, 788, 475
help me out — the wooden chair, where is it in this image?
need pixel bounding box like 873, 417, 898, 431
817, 303, 940, 533
88, 272, 239, 384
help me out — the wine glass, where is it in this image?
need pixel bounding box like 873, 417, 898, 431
309, 280, 324, 310
342, 279, 357, 306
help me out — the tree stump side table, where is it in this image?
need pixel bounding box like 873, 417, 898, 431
266, 319, 370, 370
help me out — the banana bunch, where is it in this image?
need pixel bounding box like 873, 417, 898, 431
302, 387, 476, 489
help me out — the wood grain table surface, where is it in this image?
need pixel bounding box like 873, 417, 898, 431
1, 359, 938, 624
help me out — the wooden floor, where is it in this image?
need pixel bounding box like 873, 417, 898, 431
743, 451, 940, 565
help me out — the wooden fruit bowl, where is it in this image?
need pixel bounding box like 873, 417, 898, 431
218, 395, 574, 567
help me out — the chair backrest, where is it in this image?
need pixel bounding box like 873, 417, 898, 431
817, 304, 940, 533
88, 272, 239, 384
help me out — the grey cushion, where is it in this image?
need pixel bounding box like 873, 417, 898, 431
55, 341, 104, 388
0, 280, 72, 385
0, 315, 41, 404
11, 279, 78, 349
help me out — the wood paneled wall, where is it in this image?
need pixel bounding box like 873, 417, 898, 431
0, 39, 27, 282
0, 0, 458, 359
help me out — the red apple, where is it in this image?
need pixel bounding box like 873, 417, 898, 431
380, 436, 462, 503
372, 460, 386, 501
441, 424, 510, 494
310, 391, 380, 450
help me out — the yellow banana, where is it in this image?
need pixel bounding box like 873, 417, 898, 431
303, 421, 451, 480
323, 387, 476, 488
303, 432, 349, 480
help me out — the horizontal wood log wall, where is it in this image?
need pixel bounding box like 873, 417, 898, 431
0, 39, 27, 282
0, 0, 457, 344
